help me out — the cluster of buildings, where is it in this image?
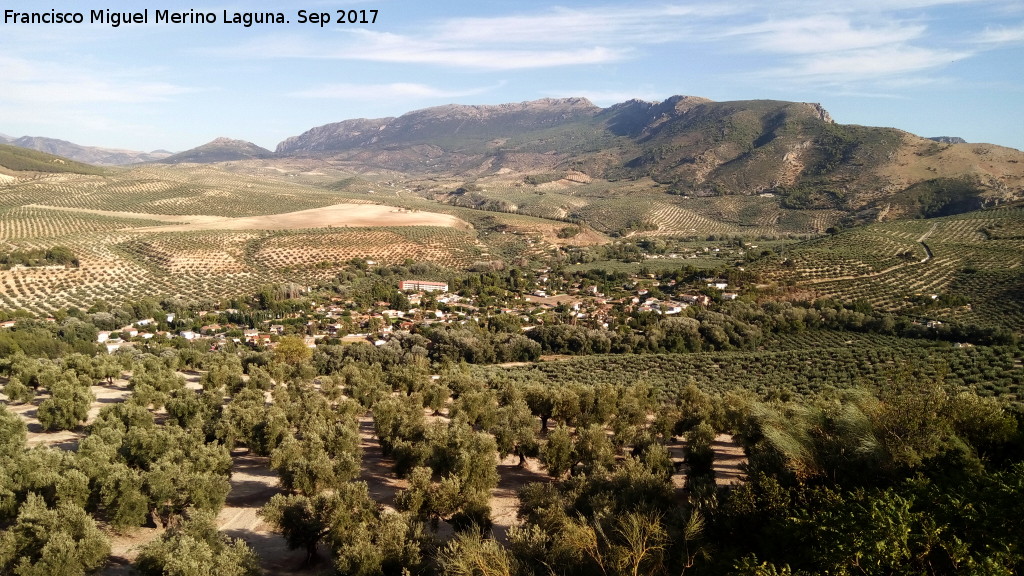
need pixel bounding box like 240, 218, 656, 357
80, 273, 750, 354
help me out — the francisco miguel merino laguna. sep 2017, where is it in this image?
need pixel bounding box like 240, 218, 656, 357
0, 8, 372, 27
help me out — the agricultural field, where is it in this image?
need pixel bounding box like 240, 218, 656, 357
3, 156, 1024, 336
1, 154, 1023, 574
759, 207, 1024, 329
483, 332, 1024, 402
0, 164, 502, 312
427, 174, 841, 238
3, 164, 347, 216
252, 227, 484, 280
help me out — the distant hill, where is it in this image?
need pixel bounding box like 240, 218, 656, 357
928, 136, 967, 144
277, 96, 1024, 221
159, 137, 275, 164
6, 135, 171, 165
0, 143, 106, 175
277, 97, 600, 156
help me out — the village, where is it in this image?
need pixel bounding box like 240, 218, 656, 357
83, 268, 746, 355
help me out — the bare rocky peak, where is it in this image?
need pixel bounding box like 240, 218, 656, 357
806, 102, 833, 123
275, 117, 395, 154
209, 137, 250, 146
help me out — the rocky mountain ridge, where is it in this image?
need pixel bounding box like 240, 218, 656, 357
273, 96, 1024, 220
6, 95, 1023, 222
276, 97, 601, 155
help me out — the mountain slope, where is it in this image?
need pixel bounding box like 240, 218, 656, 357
159, 137, 275, 164
7, 136, 170, 165
0, 143, 107, 175
276, 98, 606, 173
277, 96, 1024, 221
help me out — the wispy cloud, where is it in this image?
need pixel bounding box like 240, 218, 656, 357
759, 45, 970, 83
764, 0, 991, 12
222, 29, 629, 70
976, 25, 1024, 44
214, 4, 737, 70
702, 8, 978, 88
288, 82, 498, 100
0, 56, 196, 104
432, 4, 734, 46
212, 1, 994, 86
722, 15, 926, 54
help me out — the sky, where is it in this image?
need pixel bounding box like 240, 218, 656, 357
1, 0, 1022, 153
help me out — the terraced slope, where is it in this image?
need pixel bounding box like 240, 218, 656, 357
757, 207, 1024, 329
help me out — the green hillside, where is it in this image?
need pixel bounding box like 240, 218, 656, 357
0, 143, 107, 175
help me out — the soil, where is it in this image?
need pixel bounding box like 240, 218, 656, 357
5, 375, 747, 573
26, 202, 471, 232
667, 433, 748, 489
491, 455, 549, 542
6, 378, 133, 450
357, 414, 409, 506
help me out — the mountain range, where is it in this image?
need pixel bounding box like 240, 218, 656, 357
273, 96, 1024, 218
4, 95, 1024, 219
0, 135, 171, 165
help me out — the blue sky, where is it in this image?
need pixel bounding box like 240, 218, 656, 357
1, 0, 1022, 152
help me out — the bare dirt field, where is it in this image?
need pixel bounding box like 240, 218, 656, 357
26, 202, 471, 232
2, 378, 133, 450
217, 451, 312, 575
711, 433, 747, 486
491, 455, 549, 542
102, 450, 312, 576
358, 414, 409, 506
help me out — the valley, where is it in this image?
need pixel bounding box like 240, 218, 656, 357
1, 96, 1023, 576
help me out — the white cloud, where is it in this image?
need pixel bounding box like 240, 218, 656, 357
432, 4, 733, 46
215, 3, 739, 70
226, 29, 630, 70
692, 7, 983, 87
763, 0, 989, 12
